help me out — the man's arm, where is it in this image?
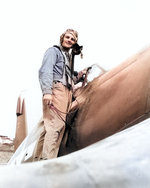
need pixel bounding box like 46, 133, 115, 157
39, 48, 57, 105
39, 47, 57, 95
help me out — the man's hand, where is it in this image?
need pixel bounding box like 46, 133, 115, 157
43, 94, 53, 106
78, 68, 88, 79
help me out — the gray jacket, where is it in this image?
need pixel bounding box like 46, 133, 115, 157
39, 46, 71, 95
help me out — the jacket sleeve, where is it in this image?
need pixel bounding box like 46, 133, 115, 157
39, 47, 57, 95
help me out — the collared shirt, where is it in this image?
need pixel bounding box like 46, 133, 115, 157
39, 46, 71, 95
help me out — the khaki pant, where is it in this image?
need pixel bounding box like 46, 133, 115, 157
33, 82, 72, 160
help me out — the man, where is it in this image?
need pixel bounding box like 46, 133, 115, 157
37, 29, 83, 159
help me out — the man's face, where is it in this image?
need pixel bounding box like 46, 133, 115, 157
62, 33, 76, 49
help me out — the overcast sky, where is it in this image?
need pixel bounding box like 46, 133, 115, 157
0, 0, 150, 138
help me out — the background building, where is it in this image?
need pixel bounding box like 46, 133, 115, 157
0, 136, 14, 165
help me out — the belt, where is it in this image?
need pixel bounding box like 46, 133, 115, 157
53, 80, 62, 84
53, 80, 72, 91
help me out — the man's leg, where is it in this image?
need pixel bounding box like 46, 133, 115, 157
42, 82, 72, 159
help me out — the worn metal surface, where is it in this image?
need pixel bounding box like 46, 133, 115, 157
59, 46, 150, 154
2, 118, 150, 188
